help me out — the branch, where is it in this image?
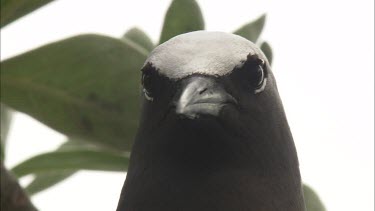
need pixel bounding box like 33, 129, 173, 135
1, 162, 37, 211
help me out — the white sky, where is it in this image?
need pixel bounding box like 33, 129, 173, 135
1, 0, 374, 211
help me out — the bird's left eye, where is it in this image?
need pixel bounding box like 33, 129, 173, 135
253, 65, 264, 87
248, 59, 267, 94
142, 73, 154, 101
253, 64, 267, 94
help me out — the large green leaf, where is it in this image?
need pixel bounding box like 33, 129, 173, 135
1, 34, 148, 151
303, 184, 326, 211
0, 0, 53, 28
0, 104, 12, 141
11, 149, 130, 177
0, 138, 3, 162
260, 41, 273, 65
24, 139, 100, 195
159, 0, 204, 44
0, 104, 12, 160
123, 27, 154, 52
26, 170, 75, 196
234, 14, 266, 43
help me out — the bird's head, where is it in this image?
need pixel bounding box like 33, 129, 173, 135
138, 31, 282, 138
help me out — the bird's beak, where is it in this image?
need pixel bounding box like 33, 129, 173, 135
175, 76, 237, 119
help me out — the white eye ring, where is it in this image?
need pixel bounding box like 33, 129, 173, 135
143, 88, 153, 101
254, 78, 267, 94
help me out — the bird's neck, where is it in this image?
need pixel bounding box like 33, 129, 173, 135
119, 123, 306, 211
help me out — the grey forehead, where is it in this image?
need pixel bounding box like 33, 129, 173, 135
144, 31, 267, 79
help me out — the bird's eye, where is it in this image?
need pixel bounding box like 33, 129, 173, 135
247, 58, 267, 94
142, 73, 154, 101
253, 65, 264, 87
253, 64, 267, 94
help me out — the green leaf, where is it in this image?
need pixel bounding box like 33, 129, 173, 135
57, 138, 99, 151
0, 0, 53, 28
0, 104, 12, 161
0, 104, 12, 142
24, 140, 98, 195
303, 184, 326, 211
234, 14, 266, 43
0, 138, 3, 161
1, 34, 148, 151
260, 41, 273, 65
159, 0, 205, 44
123, 27, 154, 52
11, 149, 130, 177
26, 170, 75, 196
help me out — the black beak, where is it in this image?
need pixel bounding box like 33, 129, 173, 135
175, 76, 237, 119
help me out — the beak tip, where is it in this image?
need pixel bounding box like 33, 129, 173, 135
176, 110, 197, 120
175, 104, 197, 119
175, 103, 223, 120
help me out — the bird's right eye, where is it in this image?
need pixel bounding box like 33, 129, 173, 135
142, 73, 154, 101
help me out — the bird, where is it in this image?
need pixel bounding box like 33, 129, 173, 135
116, 31, 306, 211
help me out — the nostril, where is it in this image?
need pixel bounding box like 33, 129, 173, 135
198, 87, 207, 95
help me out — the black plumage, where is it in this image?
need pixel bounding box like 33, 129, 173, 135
116, 31, 306, 211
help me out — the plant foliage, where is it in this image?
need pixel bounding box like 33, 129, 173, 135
1, 1, 326, 210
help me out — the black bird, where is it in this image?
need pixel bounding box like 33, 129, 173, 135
116, 31, 306, 211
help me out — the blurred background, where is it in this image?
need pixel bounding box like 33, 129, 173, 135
1, 0, 374, 210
